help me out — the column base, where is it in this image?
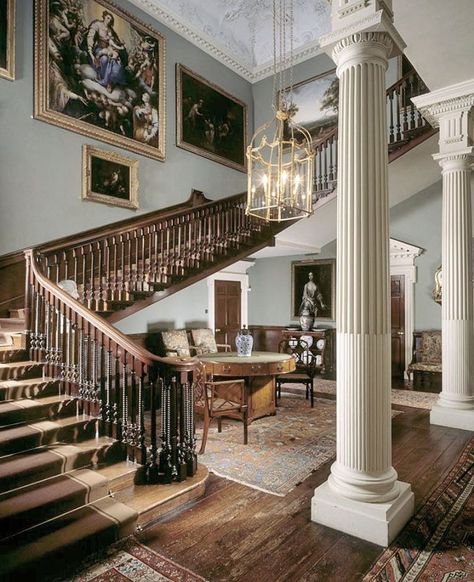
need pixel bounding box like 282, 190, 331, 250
430, 404, 474, 431
311, 481, 414, 546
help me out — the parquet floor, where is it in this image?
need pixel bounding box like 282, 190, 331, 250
140, 403, 471, 582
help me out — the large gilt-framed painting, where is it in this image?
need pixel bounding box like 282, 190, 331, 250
0, 0, 15, 81
280, 69, 338, 145
176, 64, 247, 172
292, 259, 335, 321
82, 145, 138, 209
34, 0, 166, 160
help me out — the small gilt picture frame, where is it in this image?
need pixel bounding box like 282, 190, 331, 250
82, 145, 138, 209
0, 0, 15, 81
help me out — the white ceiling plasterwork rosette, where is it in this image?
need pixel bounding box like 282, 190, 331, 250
129, 0, 331, 82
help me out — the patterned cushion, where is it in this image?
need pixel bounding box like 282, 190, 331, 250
408, 362, 442, 373
190, 329, 218, 355
160, 330, 191, 357
419, 331, 441, 364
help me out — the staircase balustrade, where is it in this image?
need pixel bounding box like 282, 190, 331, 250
11, 67, 433, 487
313, 68, 431, 203
24, 249, 198, 484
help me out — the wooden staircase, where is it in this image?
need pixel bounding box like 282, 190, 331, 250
0, 64, 436, 579
0, 326, 137, 580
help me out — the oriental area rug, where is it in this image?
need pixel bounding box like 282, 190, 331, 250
199, 396, 401, 496
364, 437, 474, 581
64, 537, 207, 582
313, 378, 439, 410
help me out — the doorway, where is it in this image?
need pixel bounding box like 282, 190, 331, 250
214, 280, 241, 348
391, 274, 406, 379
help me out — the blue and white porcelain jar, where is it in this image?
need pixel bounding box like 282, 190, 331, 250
235, 325, 253, 357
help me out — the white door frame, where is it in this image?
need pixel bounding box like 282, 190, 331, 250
207, 260, 255, 332
390, 238, 423, 378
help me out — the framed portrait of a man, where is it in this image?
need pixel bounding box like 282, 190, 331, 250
292, 259, 335, 321
34, 0, 166, 160
82, 145, 138, 209
0, 0, 15, 81
176, 64, 247, 172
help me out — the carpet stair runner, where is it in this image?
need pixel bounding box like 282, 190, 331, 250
0, 324, 139, 581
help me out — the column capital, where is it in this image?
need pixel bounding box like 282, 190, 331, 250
320, 1, 405, 62
435, 153, 474, 172
332, 31, 393, 71
412, 78, 474, 157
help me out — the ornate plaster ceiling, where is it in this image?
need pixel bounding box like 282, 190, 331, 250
129, 0, 331, 81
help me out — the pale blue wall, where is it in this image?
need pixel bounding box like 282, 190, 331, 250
248, 182, 446, 330
0, 0, 252, 255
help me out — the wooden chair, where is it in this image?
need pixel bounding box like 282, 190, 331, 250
276, 338, 317, 407
194, 365, 248, 454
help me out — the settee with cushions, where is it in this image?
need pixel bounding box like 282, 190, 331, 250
407, 330, 442, 390
150, 328, 230, 358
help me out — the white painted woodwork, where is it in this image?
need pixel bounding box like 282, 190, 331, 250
413, 80, 474, 432
312, 4, 414, 545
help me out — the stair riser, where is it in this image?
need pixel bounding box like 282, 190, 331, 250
0, 441, 125, 493
0, 364, 43, 381
0, 419, 98, 456
0, 349, 28, 363
0, 478, 109, 540
0, 380, 60, 402
0, 506, 136, 580
0, 398, 77, 427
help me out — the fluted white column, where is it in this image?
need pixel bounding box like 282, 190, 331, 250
431, 155, 474, 428
413, 79, 474, 432
312, 30, 414, 546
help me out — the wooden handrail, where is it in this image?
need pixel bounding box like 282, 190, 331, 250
26, 250, 197, 372
38, 191, 244, 255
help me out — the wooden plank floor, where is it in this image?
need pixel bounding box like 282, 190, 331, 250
139, 405, 472, 582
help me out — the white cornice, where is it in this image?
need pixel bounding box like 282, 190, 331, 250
390, 238, 423, 263
128, 0, 329, 83
412, 78, 474, 127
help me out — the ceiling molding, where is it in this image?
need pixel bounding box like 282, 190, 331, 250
129, 0, 330, 83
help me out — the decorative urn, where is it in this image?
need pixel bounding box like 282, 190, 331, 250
299, 308, 314, 332
235, 325, 254, 357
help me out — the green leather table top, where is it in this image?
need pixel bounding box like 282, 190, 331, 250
198, 352, 292, 364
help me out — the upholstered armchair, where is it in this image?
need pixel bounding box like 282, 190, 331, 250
190, 328, 230, 355
159, 329, 192, 357
407, 330, 442, 387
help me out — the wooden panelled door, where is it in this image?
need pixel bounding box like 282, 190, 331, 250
391, 274, 406, 378
215, 280, 241, 349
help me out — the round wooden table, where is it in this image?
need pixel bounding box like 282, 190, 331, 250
199, 351, 295, 421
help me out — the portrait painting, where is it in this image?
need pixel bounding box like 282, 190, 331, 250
34, 0, 166, 160
82, 145, 138, 209
176, 64, 247, 172
292, 259, 335, 321
0, 0, 15, 81
280, 69, 338, 145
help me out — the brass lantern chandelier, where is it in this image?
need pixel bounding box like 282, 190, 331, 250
246, 0, 314, 222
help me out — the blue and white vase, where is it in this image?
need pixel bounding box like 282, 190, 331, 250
235, 326, 253, 357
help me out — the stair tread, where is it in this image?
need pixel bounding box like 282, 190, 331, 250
0, 393, 72, 410
0, 436, 119, 492
0, 468, 110, 540
0, 376, 55, 388
0, 415, 96, 439
0, 496, 137, 576
0, 360, 42, 370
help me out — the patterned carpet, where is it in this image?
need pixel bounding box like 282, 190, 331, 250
364, 437, 474, 581
312, 378, 439, 410
64, 537, 207, 581
199, 396, 401, 496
